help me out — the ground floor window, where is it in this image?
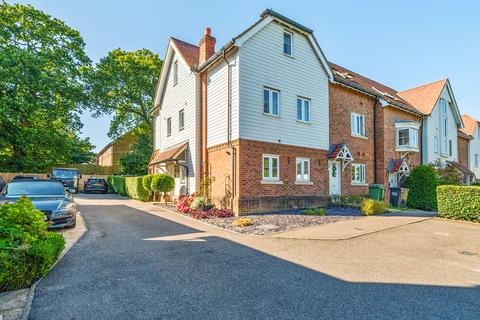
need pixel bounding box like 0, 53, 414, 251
262, 154, 280, 180
351, 164, 366, 184
296, 158, 310, 182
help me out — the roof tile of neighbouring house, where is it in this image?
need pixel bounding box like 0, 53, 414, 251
459, 114, 479, 136
397, 79, 448, 115
328, 62, 421, 115
171, 37, 199, 69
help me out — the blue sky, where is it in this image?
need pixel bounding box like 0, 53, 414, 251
11, 0, 480, 152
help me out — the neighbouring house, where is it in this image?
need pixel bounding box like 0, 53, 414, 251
328, 63, 423, 200
398, 79, 464, 165
96, 131, 137, 173
458, 114, 480, 182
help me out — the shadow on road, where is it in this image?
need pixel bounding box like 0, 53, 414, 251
29, 204, 479, 320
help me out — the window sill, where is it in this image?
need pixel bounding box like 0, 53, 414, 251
295, 181, 313, 185
283, 53, 294, 59
296, 120, 312, 125
351, 134, 368, 140
351, 183, 368, 187
396, 146, 419, 152
263, 112, 280, 118
261, 180, 284, 185
179, 127, 184, 131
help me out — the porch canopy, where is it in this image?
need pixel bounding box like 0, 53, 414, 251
327, 143, 353, 170
149, 142, 188, 166
387, 158, 410, 174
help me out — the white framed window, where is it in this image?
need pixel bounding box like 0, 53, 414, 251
167, 117, 172, 136
477, 128, 480, 139
296, 158, 310, 182
173, 60, 178, 85
351, 113, 366, 137
397, 128, 419, 149
283, 31, 293, 56
179, 109, 184, 130
449, 140, 452, 157
262, 154, 280, 181
263, 88, 280, 116
434, 136, 439, 153
351, 164, 366, 185
475, 154, 479, 168
296, 97, 310, 123
440, 98, 448, 154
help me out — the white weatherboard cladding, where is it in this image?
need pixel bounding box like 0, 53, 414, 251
469, 127, 480, 178
206, 53, 239, 147
424, 86, 458, 163
157, 51, 197, 190
153, 115, 161, 150
238, 21, 329, 150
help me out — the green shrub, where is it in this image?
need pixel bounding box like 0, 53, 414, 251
107, 176, 126, 195
191, 196, 210, 210
142, 174, 155, 192
303, 208, 326, 216
361, 199, 388, 216
107, 176, 114, 193
151, 174, 175, 203
471, 182, 480, 186
405, 165, 439, 211
125, 177, 151, 202
437, 185, 480, 222
0, 198, 65, 291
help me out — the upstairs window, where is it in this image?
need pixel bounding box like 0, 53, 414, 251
296, 158, 310, 182
475, 154, 479, 168
179, 109, 184, 131
263, 88, 280, 116
449, 140, 452, 157
167, 117, 172, 136
296, 98, 310, 123
173, 60, 178, 85
283, 31, 293, 56
440, 98, 448, 154
263, 154, 280, 181
397, 128, 418, 149
351, 164, 366, 185
351, 113, 366, 137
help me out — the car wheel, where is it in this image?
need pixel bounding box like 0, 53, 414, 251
66, 220, 76, 229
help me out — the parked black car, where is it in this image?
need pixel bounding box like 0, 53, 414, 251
0, 179, 77, 229
12, 175, 38, 181
0, 176, 5, 191
84, 178, 108, 194
49, 168, 81, 193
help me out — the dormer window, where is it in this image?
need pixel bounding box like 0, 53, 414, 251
283, 31, 293, 56
173, 60, 178, 85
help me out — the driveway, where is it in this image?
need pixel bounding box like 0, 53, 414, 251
30, 194, 480, 319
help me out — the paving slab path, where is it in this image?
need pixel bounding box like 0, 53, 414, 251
28, 194, 480, 320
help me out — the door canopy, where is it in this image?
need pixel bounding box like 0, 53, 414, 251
387, 158, 410, 176
327, 143, 353, 170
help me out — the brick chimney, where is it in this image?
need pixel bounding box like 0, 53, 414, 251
199, 27, 216, 65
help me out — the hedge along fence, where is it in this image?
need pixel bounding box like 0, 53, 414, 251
437, 185, 480, 222
107, 176, 126, 195
125, 177, 151, 202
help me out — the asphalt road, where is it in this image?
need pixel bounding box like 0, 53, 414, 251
30, 195, 480, 320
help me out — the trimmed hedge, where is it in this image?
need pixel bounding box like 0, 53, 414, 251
125, 177, 151, 202
437, 185, 480, 222
405, 165, 439, 211
107, 176, 126, 195
0, 198, 65, 291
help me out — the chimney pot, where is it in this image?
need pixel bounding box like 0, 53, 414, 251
199, 27, 216, 65
205, 27, 211, 36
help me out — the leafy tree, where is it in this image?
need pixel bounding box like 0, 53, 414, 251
88, 49, 162, 139
151, 174, 175, 204
432, 160, 463, 186
117, 131, 152, 175
69, 136, 96, 164
405, 165, 439, 211
0, 2, 92, 171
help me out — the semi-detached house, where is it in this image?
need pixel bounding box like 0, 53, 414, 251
149, 9, 472, 214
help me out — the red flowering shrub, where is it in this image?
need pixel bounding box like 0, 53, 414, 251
190, 210, 209, 219
176, 193, 197, 213
206, 208, 234, 218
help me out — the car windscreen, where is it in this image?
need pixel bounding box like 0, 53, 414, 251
87, 179, 105, 183
4, 181, 65, 196
52, 169, 78, 179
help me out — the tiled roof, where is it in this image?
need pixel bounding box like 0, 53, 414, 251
387, 159, 402, 173
171, 38, 199, 69
329, 62, 421, 115
398, 79, 447, 115
459, 114, 479, 136
327, 143, 344, 159
149, 142, 188, 165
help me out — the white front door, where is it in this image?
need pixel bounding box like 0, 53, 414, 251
329, 161, 341, 196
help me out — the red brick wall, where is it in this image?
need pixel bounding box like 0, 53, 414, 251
329, 84, 376, 196
458, 135, 469, 168
208, 139, 329, 214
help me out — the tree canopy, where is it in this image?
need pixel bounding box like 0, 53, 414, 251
117, 129, 152, 176
0, 2, 94, 171
88, 49, 162, 139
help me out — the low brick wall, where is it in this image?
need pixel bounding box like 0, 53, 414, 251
237, 195, 329, 215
